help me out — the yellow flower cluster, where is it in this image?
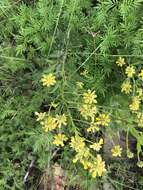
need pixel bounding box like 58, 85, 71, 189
80, 104, 97, 120
70, 135, 106, 178
55, 114, 67, 128
121, 80, 132, 94
71, 138, 90, 165
83, 90, 97, 104
90, 155, 106, 178
125, 66, 135, 78
90, 138, 103, 151
129, 96, 140, 111
41, 115, 58, 132
41, 73, 56, 87
36, 112, 68, 147
36, 112, 67, 132
70, 135, 86, 153
96, 114, 111, 126
87, 114, 110, 132
53, 134, 68, 147
80, 90, 111, 132
79, 90, 97, 120
87, 113, 111, 133
111, 145, 122, 157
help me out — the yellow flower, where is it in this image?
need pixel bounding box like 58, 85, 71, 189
90, 155, 106, 178
72, 142, 90, 165
137, 161, 143, 168
138, 69, 143, 80
76, 81, 84, 89
70, 136, 90, 162
129, 96, 140, 111
116, 57, 126, 67
137, 112, 143, 127
83, 90, 97, 105
96, 114, 111, 126
41, 116, 58, 132
121, 80, 132, 94
125, 66, 135, 78
87, 122, 100, 133
79, 104, 97, 120
90, 138, 104, 151
111, 145, 122, 157
127, 149, 134, 159
70, 135, 85, 152
53, 134, 68, 147
56, 114, 67, 128
41, 73, 56, 87
35, 112, 46, 121
96, 155, 106, 177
